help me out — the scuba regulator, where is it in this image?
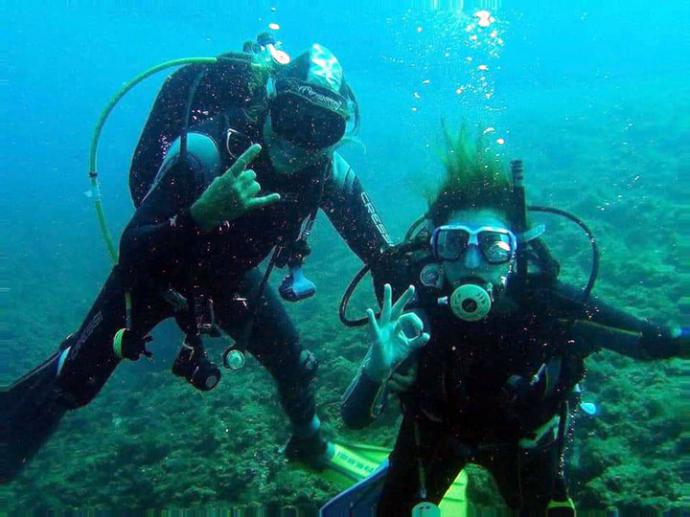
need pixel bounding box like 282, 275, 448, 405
438, 282, 494, 321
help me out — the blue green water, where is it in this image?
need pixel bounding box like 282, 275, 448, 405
1, 0, 689, 513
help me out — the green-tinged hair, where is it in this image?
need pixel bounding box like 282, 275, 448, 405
427, 124, 514, 226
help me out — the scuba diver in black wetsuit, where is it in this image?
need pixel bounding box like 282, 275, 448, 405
332, 127, 689, 516
1, 39, 391, 483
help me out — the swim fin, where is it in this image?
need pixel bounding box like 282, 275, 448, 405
319, 442, 469, 517
1, 351, 68, 483
319, 460, 389, 517
321, 441, 389, 484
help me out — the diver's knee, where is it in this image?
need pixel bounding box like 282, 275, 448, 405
275, 349, 319, 421
298, 349, 319, 382
274, 348, 319, 386
57, 373, 100, 409
54, 335, 101, 409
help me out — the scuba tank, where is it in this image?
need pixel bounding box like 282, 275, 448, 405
130, 33, 289, 207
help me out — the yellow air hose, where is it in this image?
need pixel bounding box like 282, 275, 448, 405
87, 57, 219, 262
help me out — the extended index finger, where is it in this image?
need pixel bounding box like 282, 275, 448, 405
229, 143, 262, 177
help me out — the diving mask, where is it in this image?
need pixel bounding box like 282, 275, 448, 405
269, 79, 349, 149
431, 224, 516, 321
430, 224, 517, 264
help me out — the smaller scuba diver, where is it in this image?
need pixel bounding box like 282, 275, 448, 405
1, 37, 391, 483
335, 127, 689, 515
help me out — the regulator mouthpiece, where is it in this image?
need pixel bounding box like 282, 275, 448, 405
439, 283, 493, 321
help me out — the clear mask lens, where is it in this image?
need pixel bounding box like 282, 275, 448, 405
478, 232, 513, 263
433, 226, 515, 264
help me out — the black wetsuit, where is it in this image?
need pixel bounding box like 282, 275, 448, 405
341, 255, 682, 515
61, 108, 389, 413
3, 106, 390, 482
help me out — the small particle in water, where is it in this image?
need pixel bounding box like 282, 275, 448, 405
270, 6, 276, 11
412, 107, 418, 112
470, 35, 478, 41
478, 64, 489, 71
490, 30, 499, 38
413, 91, 421, 99
496, 138, 505, 145
422, 79, 430, 85
268, 22, 280, 30
416, 26, 423, 33
483, 127, 496, 135
455, 87, 464, 95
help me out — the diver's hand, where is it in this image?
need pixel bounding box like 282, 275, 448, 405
363, 284, 430, 382
190, 144, 281, 232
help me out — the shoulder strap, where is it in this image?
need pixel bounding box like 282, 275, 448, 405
130, 54, 268, 207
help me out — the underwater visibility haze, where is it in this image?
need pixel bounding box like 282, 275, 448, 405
1, 0, 689, 514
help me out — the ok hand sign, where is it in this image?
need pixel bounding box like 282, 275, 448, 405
363, 284, 430, 382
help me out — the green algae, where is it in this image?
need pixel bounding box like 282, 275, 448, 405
2, 78, 688, 514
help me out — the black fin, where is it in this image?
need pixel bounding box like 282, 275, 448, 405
1, 352, 67, 484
